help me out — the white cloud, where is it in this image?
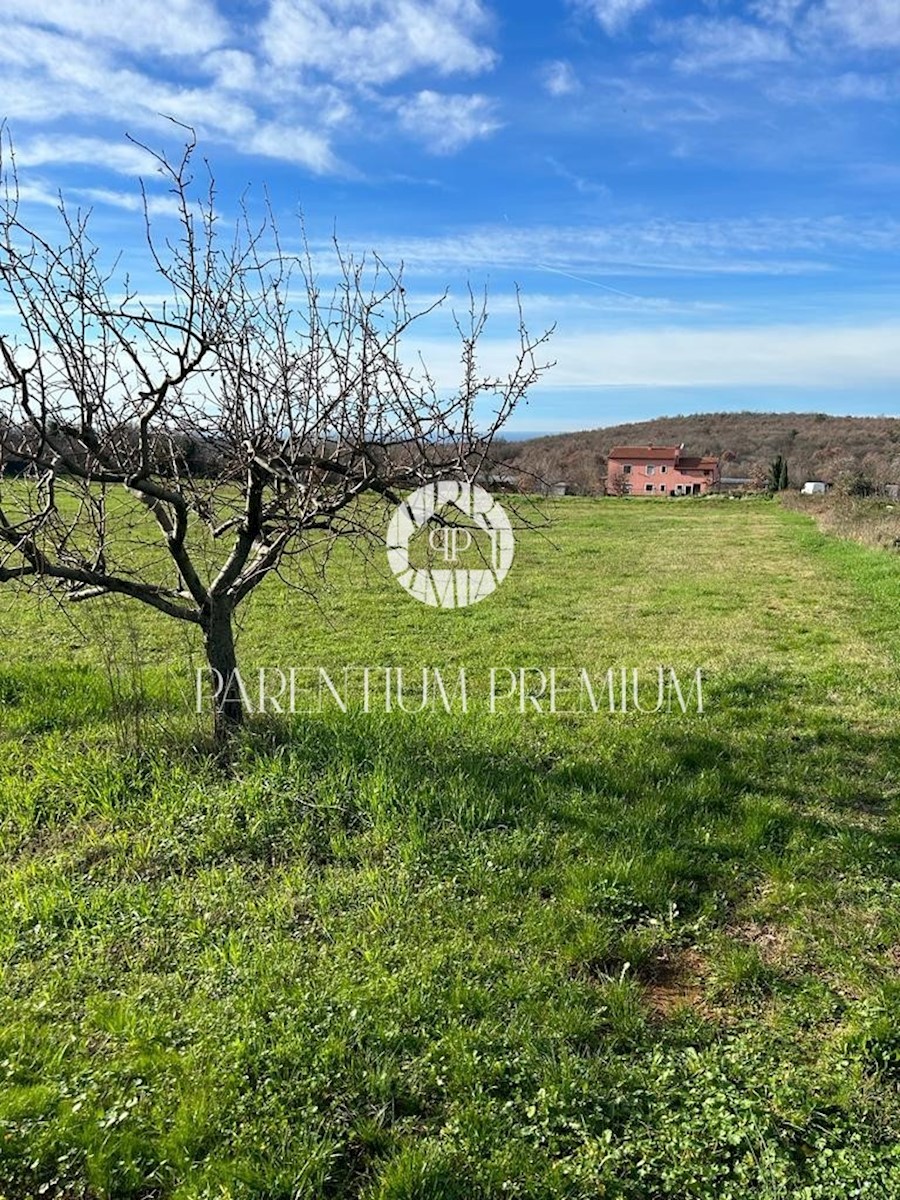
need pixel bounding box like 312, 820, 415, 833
261, 0, 496, 85
750, 0, 807, 24
655, 0, 900, 66
553, 323, 900, 387
0, 26, 334, 176
2, 179, 182, 217
395, 91, 501, 154
811, 0, 900, 49
771, 70, 900, 102
546, 158, 611, 197
460, 290, 726, 317
0, 0, 501, 178
344, 214, 900, 278
202, 49, 262, 93
830, 72, 900, 99
669, 17, 794, 73
752, 0, 900, 58
73, 188, 185, 218
410, 322, 900, 390
7, 181, 64, 209
540, 60, 582, 96
575, 76, 728, 135
0, 0, 227, 56
573, 0, 655, 35
15, 136, 160, 175
0, 24, 258, 135
246, 124, 341, 173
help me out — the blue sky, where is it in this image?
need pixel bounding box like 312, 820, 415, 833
1, 0, 899, 432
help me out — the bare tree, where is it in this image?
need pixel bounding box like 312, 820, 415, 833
606, 468, 628, 497
0, 133, 552, 742
748, 461, 769, 493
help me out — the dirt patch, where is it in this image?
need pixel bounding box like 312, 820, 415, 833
638, 947, 710, 1018
725, 920, 793, 966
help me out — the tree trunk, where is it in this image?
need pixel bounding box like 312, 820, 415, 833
203, 600, 244, 744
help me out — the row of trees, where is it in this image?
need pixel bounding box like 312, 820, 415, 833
767, 457, 889, 496
0, 134, 552, 741
501, 418, 900, 495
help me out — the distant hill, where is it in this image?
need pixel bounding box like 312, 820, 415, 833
496, 412, 900, 494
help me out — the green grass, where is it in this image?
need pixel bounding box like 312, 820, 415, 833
2, 498, 900, 1197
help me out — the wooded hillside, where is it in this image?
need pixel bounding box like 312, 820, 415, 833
497, 412, 900, 494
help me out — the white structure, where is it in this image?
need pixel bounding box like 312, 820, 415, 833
801, 481, 827, 495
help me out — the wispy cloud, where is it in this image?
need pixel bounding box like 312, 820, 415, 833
6, 178, 183, 218
443, 289, 727, 317
572, 0, 655, 36
540, 60, 582, 96
555, 0, 899, 140
550, 322, 900, 388
244, 124, 341, 174
769, 70, 900, 103
749, 0, 807, 25
394, 91, 501, 155
409, 322, 900, 390
340, 215, 900, 278
545, 157, 611, 197
0, 0, 228, 56
651, 0, 900, 84
14, 136, 160, 175
811, 0, 900, 50
0, 0, 502, 179
667, 17, 795, 74
260, 0, 497, 84
72, 187, 184, 218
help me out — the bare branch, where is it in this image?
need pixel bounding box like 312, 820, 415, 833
0, 130, 554, 740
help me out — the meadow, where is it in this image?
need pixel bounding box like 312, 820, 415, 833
2, 496, 900, 1198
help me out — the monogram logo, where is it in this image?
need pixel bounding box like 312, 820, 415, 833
386, 481, 515, 608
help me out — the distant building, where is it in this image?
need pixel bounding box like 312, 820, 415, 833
801, 481, 828, 495
606, 444, 720, 496
479, 471, 519, 492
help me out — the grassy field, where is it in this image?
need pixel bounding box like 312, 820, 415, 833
2, 497, 900, 1198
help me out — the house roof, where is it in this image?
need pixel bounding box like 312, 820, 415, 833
608, 445, 680, 461
678, 456, 719, 470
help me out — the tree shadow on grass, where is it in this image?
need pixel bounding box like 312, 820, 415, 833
5, 662, 900, 914
5, 670, 900, 1200
212, 690, 900, 914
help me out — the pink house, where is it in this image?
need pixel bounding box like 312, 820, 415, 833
606, 444, 720, 496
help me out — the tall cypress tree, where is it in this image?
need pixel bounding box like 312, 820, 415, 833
768, 455, 790, 492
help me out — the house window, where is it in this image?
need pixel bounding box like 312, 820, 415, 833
646, 465, 655, 475
660, 485, 666, 493
661, 465, 667, 474
623, 464, 632, 474
645, 483, 654, 493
